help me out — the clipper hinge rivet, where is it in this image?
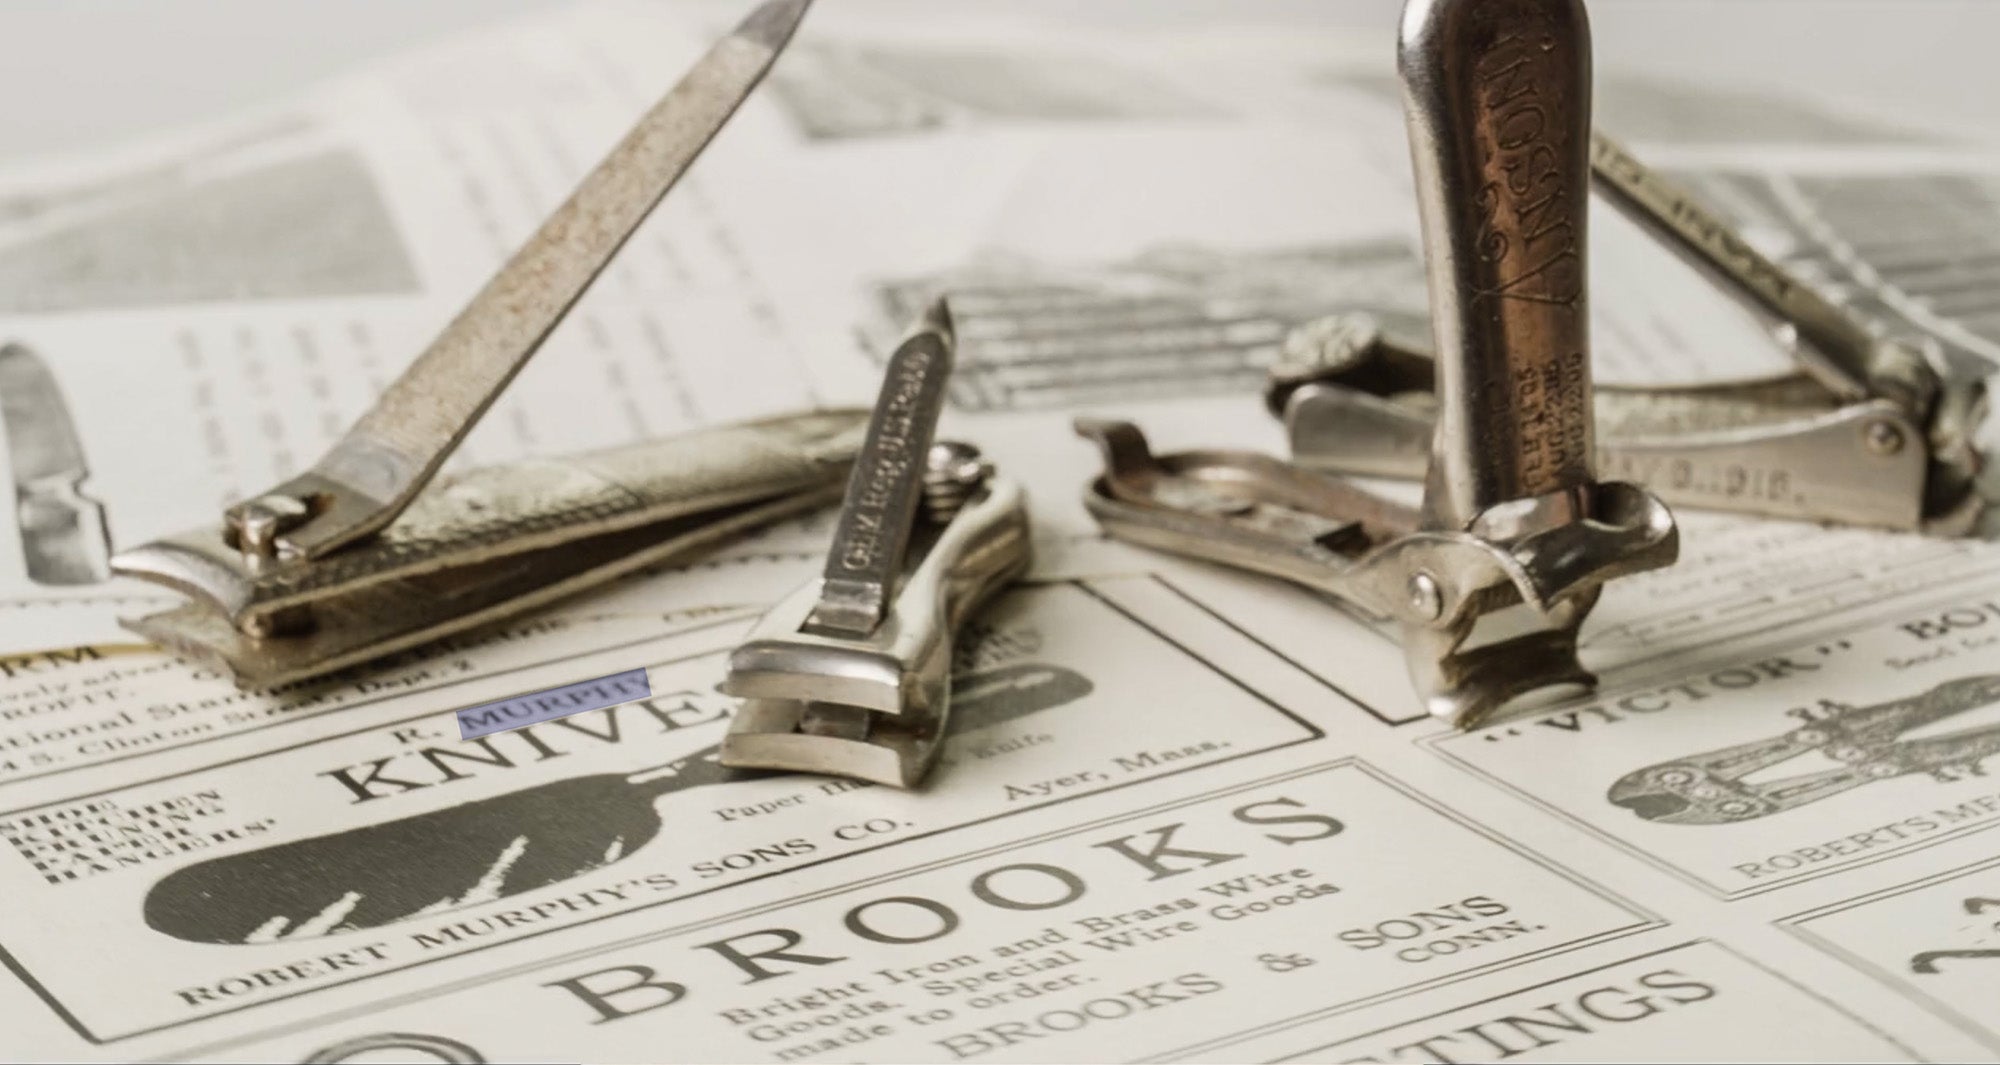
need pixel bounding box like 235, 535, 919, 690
1865, 421, 1905, 457
1408, 572, 1443, 621
923, 441, 992, 524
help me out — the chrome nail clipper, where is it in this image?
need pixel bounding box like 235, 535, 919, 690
721, 299, 1033, 788
1077, 0, 1678, 728
109, 1, 863, 688
1269, 134, 1990, 535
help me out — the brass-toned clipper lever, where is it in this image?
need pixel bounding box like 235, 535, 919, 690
1078, 0, 1678, 727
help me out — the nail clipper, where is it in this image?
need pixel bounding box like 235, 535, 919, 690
109, 0, 855, 688
1077, 0, 1679, 728
1269, 133, 1990, 536
721, 300, 1033, 787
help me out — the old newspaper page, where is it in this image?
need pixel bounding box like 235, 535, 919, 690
1, 2, 1999, 1062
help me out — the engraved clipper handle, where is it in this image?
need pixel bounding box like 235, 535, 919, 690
1400, 0, 1594, 529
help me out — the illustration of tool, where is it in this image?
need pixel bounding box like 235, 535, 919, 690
721, 299, 1033, 788
870, 240, 1430, 412
1610, 674, 2000, 825
1910, 896, 2000, 973
1074, 0, 1678, 727
0, 342, 112, 584
110, 0, 841, 689
1267, 131, 1991, 536
140, 661, 1089, 944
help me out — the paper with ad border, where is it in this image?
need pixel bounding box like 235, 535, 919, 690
1427, 581, 2000, 899
1221, 940, 1920, 1064
1782, 855, 2000, 1055
0, 582, 1320, 1043
194, 760, 1654, 1064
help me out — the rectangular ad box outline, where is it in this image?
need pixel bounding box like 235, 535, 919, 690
1149, 576, 1424, 727
0, 610, 759, 790
169, 757, 1664, 1062
1779, 852, 2000, 1055
1420, 583, 2000, 902
1231, 938, 1921, 1064
0, 580, 1326, 1044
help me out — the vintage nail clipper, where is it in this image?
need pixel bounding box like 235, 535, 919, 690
1269, 131, 1990, 536
1077, 0, 1678, 728
721, 300, 1032, 787
108, 0, 855, 688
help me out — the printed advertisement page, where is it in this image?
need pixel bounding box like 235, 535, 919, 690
0, 581, 1325, 1049
196, 760, 1653, 1063
1428, 582, 2000, 900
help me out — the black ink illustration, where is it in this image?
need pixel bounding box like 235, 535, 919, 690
1910, 894, 2000, 974
142, 662, 1092, 944
1911, 949, 2000, 973
765, 40, 1218, 140
0, 140, 418, 313
301, 1031, 485, 1064
0, 343, 112, 584
873, 242, 1428, 411
1608, 675, 2000, 825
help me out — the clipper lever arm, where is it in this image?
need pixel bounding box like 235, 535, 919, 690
721, 301, 1032, 787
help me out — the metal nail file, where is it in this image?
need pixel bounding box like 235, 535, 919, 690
721, 299, 1033, 787
109, 0, 849, 688
1270, 134, 1990, 535
1077, 0, 1678, 728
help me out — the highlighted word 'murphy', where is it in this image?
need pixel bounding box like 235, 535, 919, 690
455, 668, 651, 739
